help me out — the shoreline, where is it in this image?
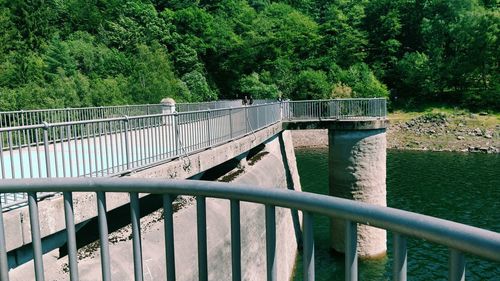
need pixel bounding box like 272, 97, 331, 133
291, 112, 499, 153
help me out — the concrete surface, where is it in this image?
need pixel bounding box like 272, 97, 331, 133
9, 130, 302, 281
3, 123, 282, 253
329, 128, 387, 258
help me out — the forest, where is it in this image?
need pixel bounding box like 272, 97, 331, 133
0, 0, 498, 111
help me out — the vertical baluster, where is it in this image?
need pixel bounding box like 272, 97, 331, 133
230, 200, 241, 281
97, 192, 111, 281
42, 124, 51, 178
113, 121, 119, 173
0, 200, 9, 281
449, 249, 465, 281
60, 126, 67, 178
393, 233, 407, 281
85, 124, 92, 176
73, 126, 81, 177
229, 108, 233, 140
51, 126, 60, 177
104, 122, 111, 175
98, 123, 105, 176
132, 119, 139, 167
143, 118, 149, 164
66, 125, 74, 177
7, 131, 15, 179
63, 192, 79, 281
0, 132, 5, 179
303, 211, 314, 281
163, 194, 176, 281
35, 129, 42, 178
159, 116, 166, 158
197, 196, 208, 281
345, 221, 358, 281
28, 192, 45, 281
206, 111, 211, 147
153, 117, 159, 160
175, 114, 180, 157
130, 192, 143, 281
124, 118, 131, 170
265, 205, 276, 281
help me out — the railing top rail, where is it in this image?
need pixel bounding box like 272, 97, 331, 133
0, 102, 282, 132
1, 178, 499, 262
0, 104, 163, 114
287, 98, 387, 102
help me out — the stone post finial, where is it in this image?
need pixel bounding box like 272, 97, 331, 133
161, 98, 176, 114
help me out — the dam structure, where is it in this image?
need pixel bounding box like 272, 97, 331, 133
0, 99, 499, 281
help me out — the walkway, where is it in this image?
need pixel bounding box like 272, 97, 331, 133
0, 99, 386, 208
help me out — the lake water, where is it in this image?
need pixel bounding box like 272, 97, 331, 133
293, 148, 500, 280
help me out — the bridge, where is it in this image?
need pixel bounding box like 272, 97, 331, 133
0, 98, 499, 281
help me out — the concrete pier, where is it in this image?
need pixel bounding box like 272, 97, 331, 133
328, 120, 387, 258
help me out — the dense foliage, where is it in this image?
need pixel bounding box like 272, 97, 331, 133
0, 0, 498, 110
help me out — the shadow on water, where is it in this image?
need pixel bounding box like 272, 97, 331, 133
293, 148, 499, 280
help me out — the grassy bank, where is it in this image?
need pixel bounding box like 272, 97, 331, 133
387, 108, 499, 153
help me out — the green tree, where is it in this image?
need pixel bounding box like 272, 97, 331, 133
239, 72, 279, 99
181, 70, 217, 101
340, 63, 388, 98
129, 44, 181, 104
292, 69, 330, 100
320, 1, 368, 68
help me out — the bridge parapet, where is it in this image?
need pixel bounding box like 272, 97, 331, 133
0, 178, 499, 281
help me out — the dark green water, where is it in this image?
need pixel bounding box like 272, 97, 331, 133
293, 149, 500, 280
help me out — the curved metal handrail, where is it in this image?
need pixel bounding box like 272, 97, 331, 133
1, 178, 499, 281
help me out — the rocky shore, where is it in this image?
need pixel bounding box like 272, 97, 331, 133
388, 112, 499, 153
291, 112, 499, 153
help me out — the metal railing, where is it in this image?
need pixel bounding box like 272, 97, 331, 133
176, 99, 274, 112
0, 104, 281, 181
0, 99, 387, 208
284, 98, 387, 120
0, 178, 498, 281
176, 100, 242, 112
0, 104, 164, 128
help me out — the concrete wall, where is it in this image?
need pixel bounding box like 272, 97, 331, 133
9, 130, 303, 281
290, 129, 328, 148
3, 123, 282, 253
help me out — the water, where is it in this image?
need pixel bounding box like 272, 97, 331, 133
293, 148, 500, 280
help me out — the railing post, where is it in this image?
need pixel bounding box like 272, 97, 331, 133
345, 221, 358, 281
62, 192, 79, 281
123, 116, 131, 170
28, 192, 45, 281
257, 106, 260, 128
97, 192, 111, 281
174, 113, 180, 157
206, 110, 211, 146
42, 122, 52, 178
197, 196, 208, 281
163, 194, 176, 281
449, 249, 465, 281
265, 205, 276, 281
245, 107, 249, 134
393, 233, 407, 281
229, 108, 233, 140
264, 105, 267, 126
230, 200, 241, 281
130, 192, 143, 281
303, 211, 315, 281
0, 200, 9, 281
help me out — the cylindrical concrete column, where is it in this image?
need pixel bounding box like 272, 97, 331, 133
161, 98, 176, 114
329, 120, 387, 258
